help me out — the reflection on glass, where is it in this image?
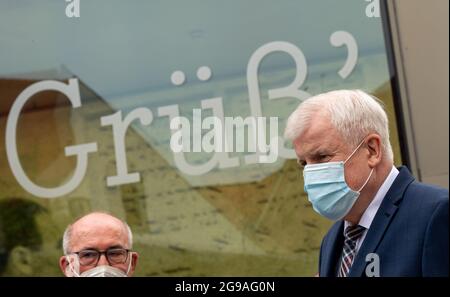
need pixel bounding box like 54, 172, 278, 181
0, 1, 402, 276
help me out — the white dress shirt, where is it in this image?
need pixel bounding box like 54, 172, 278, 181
344, 166, 399, 255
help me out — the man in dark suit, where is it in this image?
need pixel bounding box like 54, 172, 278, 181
284, 89, 448, 277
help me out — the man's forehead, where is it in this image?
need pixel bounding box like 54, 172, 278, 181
73, 213, 122, 228
295, 116, 332, 137
70, 215, 128, 249
301, 112, 335, 139
74, 219, 124, 233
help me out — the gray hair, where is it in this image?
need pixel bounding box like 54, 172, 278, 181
284, 89, 394, 161
62, 212, 133, 255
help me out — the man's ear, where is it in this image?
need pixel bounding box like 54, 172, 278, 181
128, 252, 139, 276
59, 255, 69, 276
366, 134, 382, 167
9, 246, 33, 276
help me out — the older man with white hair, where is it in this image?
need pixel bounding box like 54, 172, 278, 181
285, 89, 448, 277
59, 212, 139, 277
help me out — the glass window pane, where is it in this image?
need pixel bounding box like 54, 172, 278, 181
0, 0, 403, 276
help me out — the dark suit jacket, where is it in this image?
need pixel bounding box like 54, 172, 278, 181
318, 166, 449, 277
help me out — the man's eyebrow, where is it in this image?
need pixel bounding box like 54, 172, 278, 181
305, 147, 328, 156
77, 244, 125, 251
108, 245, 125, 249
76, 246, 97, 252
314, 148, 333, 154
307, 147, 338, 157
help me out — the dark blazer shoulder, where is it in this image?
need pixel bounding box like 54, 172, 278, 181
387, 166, 448, 208
405, 179, 448, 204
400, 177, 449, 221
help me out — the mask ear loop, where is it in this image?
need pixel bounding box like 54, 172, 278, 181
66, 255, 80, 277
125, 252, 133, 276
343, 137, 374, 193
344, 138, 366, 164
357, 168, 374, 193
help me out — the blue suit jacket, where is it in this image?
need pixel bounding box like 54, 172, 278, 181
318, 166, 449, 277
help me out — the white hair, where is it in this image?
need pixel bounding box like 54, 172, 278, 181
62, 212, 133, 255
284, 89, 394, 161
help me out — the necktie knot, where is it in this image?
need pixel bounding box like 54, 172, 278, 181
344, 224, 366, 241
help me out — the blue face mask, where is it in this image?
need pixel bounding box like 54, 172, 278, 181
303, 139, 374, 221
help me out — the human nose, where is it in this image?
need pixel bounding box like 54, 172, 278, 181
97, 252, 109, 266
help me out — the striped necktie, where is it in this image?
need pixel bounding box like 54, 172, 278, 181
338, 224, 366, 277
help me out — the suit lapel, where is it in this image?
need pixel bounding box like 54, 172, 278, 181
348, 166, 415, 277
322, 221, 344, 277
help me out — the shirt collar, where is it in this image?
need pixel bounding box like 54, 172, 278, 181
345, 166, 399, 231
